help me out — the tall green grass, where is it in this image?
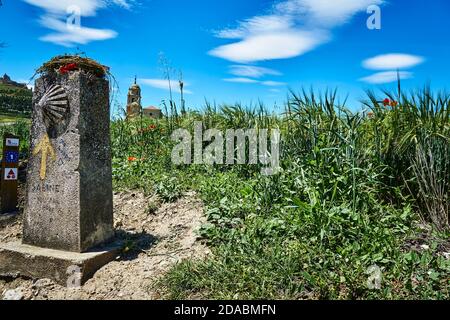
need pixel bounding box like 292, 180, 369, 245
365, 87, 449, 229
146, 89, 448, 299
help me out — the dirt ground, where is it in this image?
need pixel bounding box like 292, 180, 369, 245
0, 191, 210, 300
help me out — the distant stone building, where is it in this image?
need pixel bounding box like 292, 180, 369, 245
126, 79, 142, 119
143, 106, 163, 119
126, 78, 163, 119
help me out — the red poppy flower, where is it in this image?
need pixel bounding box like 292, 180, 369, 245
390, 100, 398, 107
58, 63, 78, 75
128, 156, 138, 162
383, 98, 391, 106
138, 125, 157, 134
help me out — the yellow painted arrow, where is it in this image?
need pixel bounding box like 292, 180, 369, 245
33, 134, 56, 180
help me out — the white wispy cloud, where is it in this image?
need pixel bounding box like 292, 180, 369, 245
39, 15, 117, 47
22, 0, 132, 46
359, 71, 413, 84
23, 0, 103, 16
360, 53, 425, 84
210, 0, 383, 63
261, 80, 286, 86
275, 0, 381, 27
229, 65, 282, 78
111, 0, 132, 9
23, 0, 133, 15
223, 77, 260, 84
223, 78, 287, 86
215, 15, 294, 40
362, 53, 425, 70
211, 31, 328, 63
139, 79, 193, 94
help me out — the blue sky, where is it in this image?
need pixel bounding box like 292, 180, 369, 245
0, 0, 449, 115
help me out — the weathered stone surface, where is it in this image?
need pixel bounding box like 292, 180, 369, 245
23, 70, 113, 253
0, 241, 121, 286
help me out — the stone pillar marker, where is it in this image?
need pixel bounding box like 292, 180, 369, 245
23, 61, 114, 252
0, 56, 120, 285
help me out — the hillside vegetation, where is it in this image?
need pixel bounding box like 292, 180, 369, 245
0, 82, 32, 116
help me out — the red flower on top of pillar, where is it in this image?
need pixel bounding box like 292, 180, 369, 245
58, 63, 78, 75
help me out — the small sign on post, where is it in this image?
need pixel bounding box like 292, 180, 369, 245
1, 134, 20, 214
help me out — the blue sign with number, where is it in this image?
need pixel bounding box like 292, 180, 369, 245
5, 151, 19, 164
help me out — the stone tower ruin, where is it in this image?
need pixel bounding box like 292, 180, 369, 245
126, 76, 142, 119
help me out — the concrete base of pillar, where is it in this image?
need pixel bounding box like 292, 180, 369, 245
0, 241, 122, 286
